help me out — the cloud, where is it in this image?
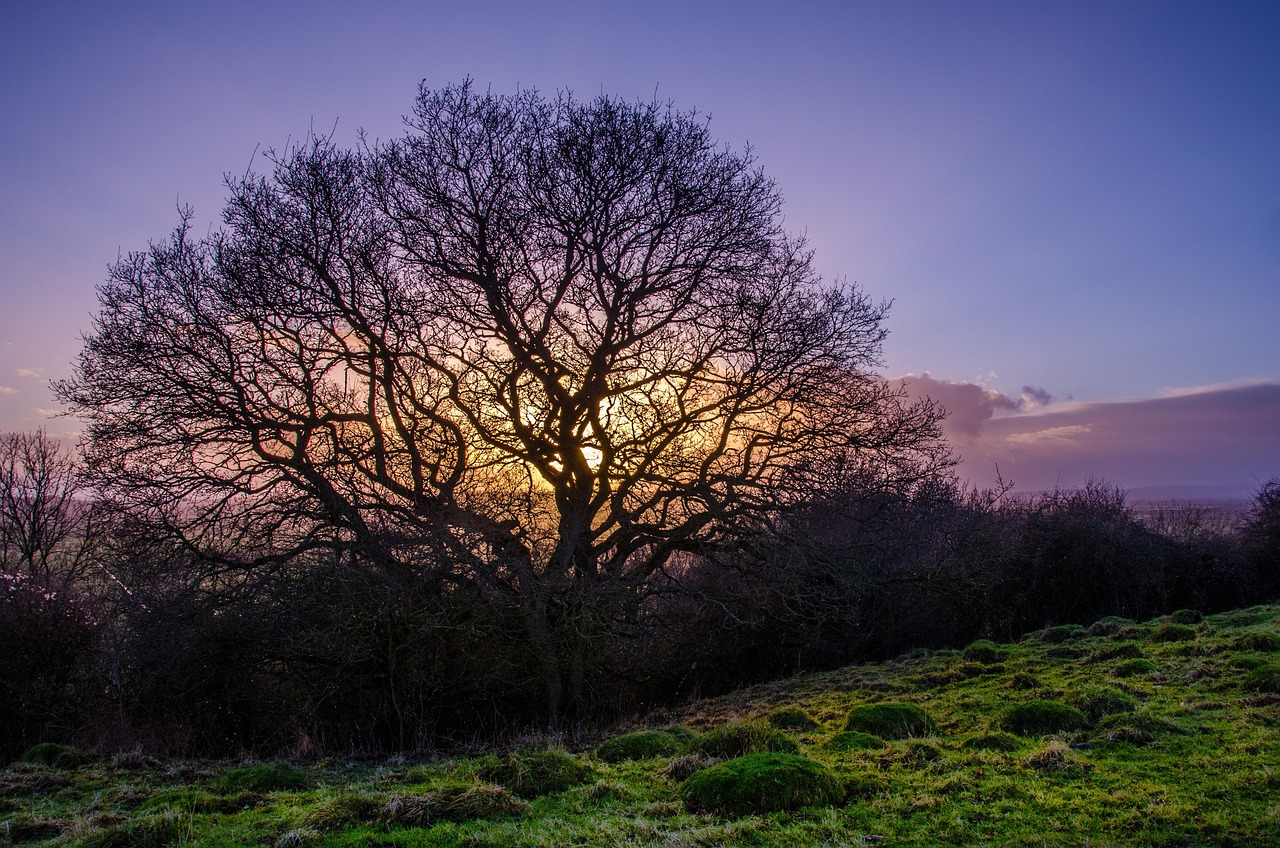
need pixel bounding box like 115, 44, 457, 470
0, 386, 17, 395
894, 372, 1053, 438
15, 368, 42, 378
926, 380, 1280, 490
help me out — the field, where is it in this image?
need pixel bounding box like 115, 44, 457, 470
3, 605, 1279, 847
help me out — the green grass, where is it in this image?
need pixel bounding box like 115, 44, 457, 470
4, 604, 1280, 846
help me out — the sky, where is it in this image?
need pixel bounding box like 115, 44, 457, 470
1, 0, 1277, 495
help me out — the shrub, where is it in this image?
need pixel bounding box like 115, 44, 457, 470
1244, 664, 1280, 694
218, 762, 310, 793
1169, 609, 1204, 625
384, 783, 527, 825
690, 722, 798, 758
844, 702, 933, 739
680, 752, 844, 815
1149, 622, 1197, 643
1113, 658, 1158, 677
824, 731, 885, 752
962, 639, 1005, 664
1001, 700, 1087, 735
767, 707, 819, 731
20, 743, 91, 768
596, 730, 683, 762
1039, 624, 1086, 643
1086, 616, 1136, 637
961, 732, 1021, 752
1068, 687, 1137, 723
479, 749, 594, 798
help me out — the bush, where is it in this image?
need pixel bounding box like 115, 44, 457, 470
479, 749, 594, 798
844, 702, 933, 739
962, 639, 1005, 664
20, 742, 91, 768
690, 722, 799, 758
680, 752, 844, 815
961, 732, 1021, 752
767, 707, 819, 731
1086, 616, 1136, 637
1169, 609, 1204, 625
1001, 700, 1087, 736
1150, 622, 1197, 643
1244, 664, 1280, 694
824, 731, 885, 752
218, 762, 310, 793
383, 783, 527, 825
596, 730, 683, 762
1112, 658, 1158, 677
1068, 687, 1137, 723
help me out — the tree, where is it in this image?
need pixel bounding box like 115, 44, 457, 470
59, 81, 947, 725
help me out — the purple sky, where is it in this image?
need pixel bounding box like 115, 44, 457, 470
2, 1, 1277, 493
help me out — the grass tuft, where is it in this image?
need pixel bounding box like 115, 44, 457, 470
1001, 699, 1088, 735
596, 730, 683, 762
690, 721, 799, 757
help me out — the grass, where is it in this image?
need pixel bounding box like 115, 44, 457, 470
3, 603, 1280, 846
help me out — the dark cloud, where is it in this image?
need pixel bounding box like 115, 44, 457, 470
936, 380, 1280, 490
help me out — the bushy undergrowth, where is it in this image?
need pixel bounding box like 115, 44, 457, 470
4, 604, 1279, 847
680, 752, 844, 815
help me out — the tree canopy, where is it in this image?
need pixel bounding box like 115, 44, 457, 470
59, 81, 947, 720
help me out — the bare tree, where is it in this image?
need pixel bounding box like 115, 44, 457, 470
0, 430, 94, 585
59, 81, 947, 722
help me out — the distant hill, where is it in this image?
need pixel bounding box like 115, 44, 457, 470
1126, 483, 1254, 504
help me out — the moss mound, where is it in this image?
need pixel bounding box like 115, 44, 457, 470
680, 752, 844, 815
1038, 624, 1086, 643
961, 732, 1022, 752
218, 762, 310, 793
383, 783, 527, 825
1244, 664, 1280, 694
824, 731, 885, 752
767, 707, 819, 731
1234, 632, 1280, 652
1068, 686, 1137, 722
1169, 609, 1204, 625
1086, 615, 1136, 637
1087, 642, 1144, 663
844, 702, 933, 739
962, 639, 1006, 663
597, 730, 683, 762
690, 722, 799, 758
480, 749, 594, 798
1149, 622, 1197, 642
1113, 658, 1158, 677
1001, 699, 1087, 736
20, 743, 91, 768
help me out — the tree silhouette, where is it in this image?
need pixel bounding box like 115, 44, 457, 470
59, 81, 947, 721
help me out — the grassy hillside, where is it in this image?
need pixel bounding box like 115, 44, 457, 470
3, 605, 1279, 847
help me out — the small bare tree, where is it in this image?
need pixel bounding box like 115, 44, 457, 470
59, 81, 947, 722
0, 430, 94, 585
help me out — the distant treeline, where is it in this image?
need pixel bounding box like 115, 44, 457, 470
3, 428, 1277, 758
